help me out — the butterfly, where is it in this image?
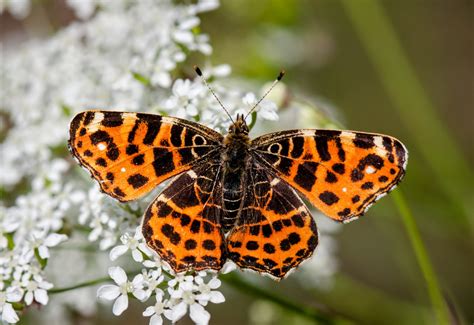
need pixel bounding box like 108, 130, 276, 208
68, 68, 408, 279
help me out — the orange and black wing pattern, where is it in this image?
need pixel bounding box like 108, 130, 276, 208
142, 159, 227, 272
68, 111, 223, 201
227, 162, 318, 279
251, 130, 408, 222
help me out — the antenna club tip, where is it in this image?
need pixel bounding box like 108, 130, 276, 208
194, 65, 203, 76
277, 70, 286, 81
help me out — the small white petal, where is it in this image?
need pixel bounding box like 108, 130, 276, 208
170, 301, 187, 322
132, 249, 143, 262
190, 303, 210, 325
24, 291, 33, 305
44, 233, 68, 247
150, 314, 163, 325
97, 285, 120, 300
112, 294, 129, 316
143, 306, 155, 317
209, 291, 225, 304
133, 289, 147, 301
6, 288, 23, 302
208, 278, 221, 289
34, 288, 49, 305
109, 266, 127, 285
38, 245, 50, 259
2, 303, 19, 323
220, 261, 237, 274
109, 245, 128, 261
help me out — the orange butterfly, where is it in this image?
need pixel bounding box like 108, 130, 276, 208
69, 68, 407, 279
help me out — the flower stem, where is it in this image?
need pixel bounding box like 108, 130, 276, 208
391, 190, 450, 324
49, 271, 341, 323
49, 276, 111, 294
221, 273, 340, 324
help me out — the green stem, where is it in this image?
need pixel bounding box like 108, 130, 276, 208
391, 190, 450, 324
49, 276, 111, 294
341, 0, 472, 229
221, 273, 339, 324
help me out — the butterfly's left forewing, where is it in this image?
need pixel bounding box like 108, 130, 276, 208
69, 111, 223, 201
251, 130, 407, 222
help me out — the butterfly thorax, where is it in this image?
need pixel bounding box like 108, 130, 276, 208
221, 115, 251, 231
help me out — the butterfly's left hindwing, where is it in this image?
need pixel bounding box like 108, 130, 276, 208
69, 111, 223, 201
142, 159, 227, 272
251, 130, 407, 222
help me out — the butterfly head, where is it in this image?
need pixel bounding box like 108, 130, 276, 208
228, 114, 249, 136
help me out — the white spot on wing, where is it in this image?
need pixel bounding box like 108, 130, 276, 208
188, 170, 197, 178
341, 131, 355, 139
121, 167, 126, 173
365, 166, 376, 174
97, 143, 106, 151
374, 136, 384, 148
342, 187, 347, 192
301, 130, 315, 137
88, 112, 104, 132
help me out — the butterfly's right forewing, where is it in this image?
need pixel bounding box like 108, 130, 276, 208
69, 111, 223, 201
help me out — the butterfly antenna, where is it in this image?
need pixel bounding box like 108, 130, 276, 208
244, 70, 285, 120
194, 65, 234, 123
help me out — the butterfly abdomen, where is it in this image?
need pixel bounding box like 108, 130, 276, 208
221, 130, 250, 231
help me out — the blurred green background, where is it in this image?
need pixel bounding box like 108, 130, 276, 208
203, 1, 474, 322
2, 0, 472, 324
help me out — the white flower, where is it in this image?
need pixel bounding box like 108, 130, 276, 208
109, 227, 151, 262
164, 79, 204, 118
97, 267, 146, 316
34, 233, 68, 259
143, 291, 166, 325
0, 287, 22, 323
164, 272, 222, 325
242, 92, 279, 121
140, 270, 164, 300
165, 292, 210, 325
194, 277, 225, 306
23, 275, 53, 306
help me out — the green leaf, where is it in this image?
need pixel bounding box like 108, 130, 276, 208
34, 247, 48, 269
132, 71, 151, 86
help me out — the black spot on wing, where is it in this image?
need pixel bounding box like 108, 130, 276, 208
170, 124, 183, 146
126, 144, 139, 155
353, 133, 374, 149
152, 148, 174, 177
102, 112, 123, 127
294, 161, 317, 191
83, 111, 94, 125
127, 173, 149, 189
319, 191, 339, 206
277, 157, 293, 176
290, 136, 304, 158
315, 136, 330, 161
141, 114, 162, 145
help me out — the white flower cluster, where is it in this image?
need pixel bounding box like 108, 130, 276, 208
98, 227, 232, 325
1, 0, 339, 324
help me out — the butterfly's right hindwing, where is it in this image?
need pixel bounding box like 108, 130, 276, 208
69, 111, 223, 201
